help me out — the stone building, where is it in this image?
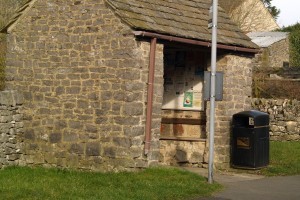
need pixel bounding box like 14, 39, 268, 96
219, 0, 279, 33
0, 0, 258, 171
248, 32, 290, 68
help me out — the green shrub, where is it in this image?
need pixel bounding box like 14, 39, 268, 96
289, 30, 300, 66
280, 23, 300, 67
252, 67, 300, 100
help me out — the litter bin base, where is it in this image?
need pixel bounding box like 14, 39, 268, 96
231, 164, 268, 170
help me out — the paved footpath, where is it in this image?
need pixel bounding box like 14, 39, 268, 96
183, 167, 300, 200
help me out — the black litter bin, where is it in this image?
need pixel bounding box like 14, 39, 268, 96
231, 110, 269, 169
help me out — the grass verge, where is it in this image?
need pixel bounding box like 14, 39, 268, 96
0, 166, 221, 200
260, 141, 300, 176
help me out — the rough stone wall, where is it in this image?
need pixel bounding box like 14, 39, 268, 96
160, 140, 205, 167
207, 54, 253, 169
253, 48, 270, 69
253, 39, 290, 69
0, 90, 23, 168
229, 0, 279, 32
5, 0, 164, 171
252, 98, 300, 141
269, 39, 290, 68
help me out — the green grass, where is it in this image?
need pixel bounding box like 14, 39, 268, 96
0, 166, 221, 200
260, 141, 300, 176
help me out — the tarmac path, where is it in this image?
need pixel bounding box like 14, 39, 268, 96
184, 167, 300, 200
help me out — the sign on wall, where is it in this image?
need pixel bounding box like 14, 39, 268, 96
162, 51, 205, 111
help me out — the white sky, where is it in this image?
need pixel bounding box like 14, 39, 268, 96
272, 0, 300, 27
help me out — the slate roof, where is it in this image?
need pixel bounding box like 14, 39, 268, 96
1, 0, 257, 49
247, 32, 289, 48
106, 0, 257, 49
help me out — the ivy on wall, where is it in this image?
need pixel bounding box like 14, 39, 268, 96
289, 30, 300, 67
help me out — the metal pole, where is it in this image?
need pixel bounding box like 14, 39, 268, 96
208, 0, 218, 184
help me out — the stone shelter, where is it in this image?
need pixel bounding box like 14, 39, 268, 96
247, 32, 290, 68
1, 0, 258, 171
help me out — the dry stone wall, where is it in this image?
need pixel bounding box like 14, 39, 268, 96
0, 90, 23, 168
252, 98, 300, 141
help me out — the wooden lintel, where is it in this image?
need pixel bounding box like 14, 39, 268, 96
161, 118, 206, 125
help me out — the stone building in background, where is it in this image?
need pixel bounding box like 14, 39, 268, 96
0, 0, 258, 171
219, 1, 290, 70
219, 0, 279, 33
248, 32, 290, 68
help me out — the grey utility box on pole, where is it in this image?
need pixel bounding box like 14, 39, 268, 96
204, 71, 223, 101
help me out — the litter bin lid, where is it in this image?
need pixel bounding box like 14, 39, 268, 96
233, 110, 269, 127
